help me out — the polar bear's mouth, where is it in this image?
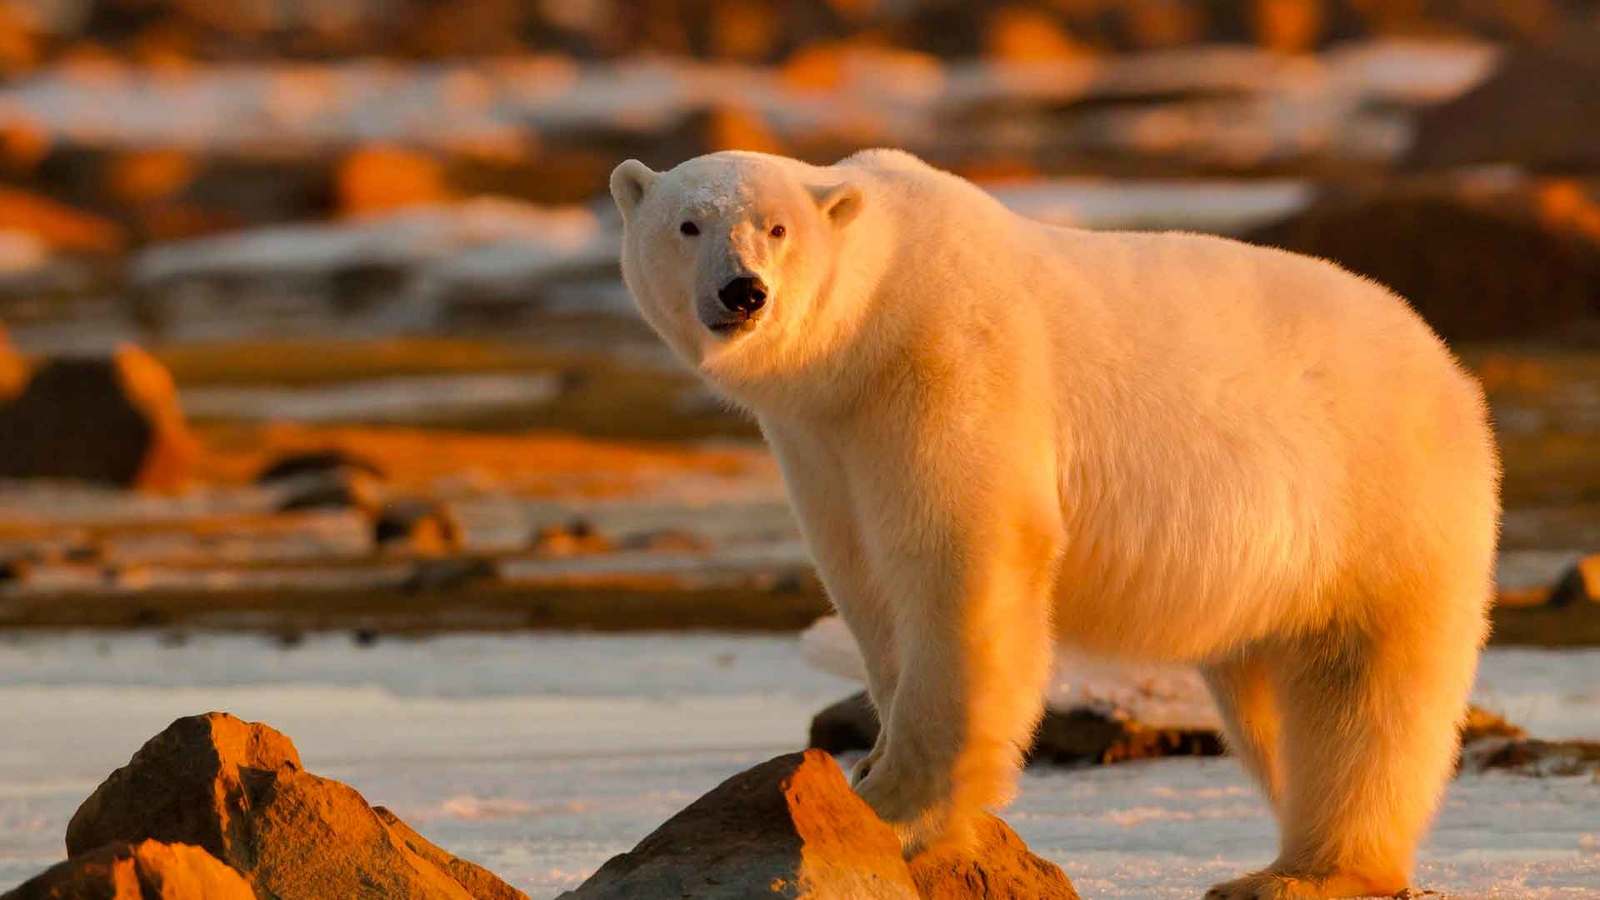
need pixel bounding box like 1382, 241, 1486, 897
703, 314, 759, 336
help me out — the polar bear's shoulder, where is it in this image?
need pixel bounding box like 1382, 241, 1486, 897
838, 148, 932, 174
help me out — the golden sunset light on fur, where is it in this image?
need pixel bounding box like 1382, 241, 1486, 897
0, 4, 1597, 899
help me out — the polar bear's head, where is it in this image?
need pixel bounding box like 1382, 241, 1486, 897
609, 152, 863, 389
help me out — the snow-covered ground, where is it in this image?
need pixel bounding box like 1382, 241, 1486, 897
0, 632, 1595, 898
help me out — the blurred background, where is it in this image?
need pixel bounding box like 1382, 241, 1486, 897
1, 2, 1598, 898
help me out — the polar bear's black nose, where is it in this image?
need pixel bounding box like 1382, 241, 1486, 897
718, 276, 768, 315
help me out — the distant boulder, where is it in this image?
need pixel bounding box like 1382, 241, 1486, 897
375, 498, 461, 553
255, 449, 386, 484
256, 449, 386, 513
809, 691, 1222, 766
559, 750, 1077, 900
1, 839, 253, 900
1244, 182, 1600, 341
1460, 736, 1600, 777
65, 712, 526, 900
1408, 34, 1600, 172
0, 345, 195, 489
1548, 553, 1600, 606
0, 326, 25, 398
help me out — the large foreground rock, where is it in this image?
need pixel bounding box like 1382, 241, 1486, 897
0, 345, 194, 489
64, 712, 525, 900
1, 839, 253, 900
810, 691, 1221, 766
559, 750, 1077, 900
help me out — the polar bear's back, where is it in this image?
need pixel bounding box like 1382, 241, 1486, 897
817, 152, 1496, 652
1004, 227, 1497, 658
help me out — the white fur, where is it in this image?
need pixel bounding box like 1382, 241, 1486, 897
611, 150, 1500, 899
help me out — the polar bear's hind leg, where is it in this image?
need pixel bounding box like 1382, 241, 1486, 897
1202, 650, 1285, 813
1206, 577, 1486, 899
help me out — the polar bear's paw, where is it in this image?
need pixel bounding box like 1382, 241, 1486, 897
1204, 870, 1414, 899
849, 744, 883, 785
853, 761, 976, 858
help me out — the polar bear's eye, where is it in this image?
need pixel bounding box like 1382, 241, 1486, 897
679, 221, 699, 236
769, 224, 786, 238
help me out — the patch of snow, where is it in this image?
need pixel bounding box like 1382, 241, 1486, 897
133, 199, 602, 285
182, 372, 563, 424
988, 178, 1312, 233
0, 633, 1593, 899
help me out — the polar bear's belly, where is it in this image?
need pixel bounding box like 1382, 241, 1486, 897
1045, 443, 1339, 663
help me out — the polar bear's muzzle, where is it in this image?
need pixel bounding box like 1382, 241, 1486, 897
701, 275, 768, 335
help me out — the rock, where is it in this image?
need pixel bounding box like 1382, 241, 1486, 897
0, 185, 125, 254
0, 325, 25, 398
908, 816, 1078, 900
66, 712, 526, 900
1408, 31, 1600, 171
255, 450, 386, 484
336, 145, 451, 216
618, 529, 712, 553
1030, 706, 1223, 766
0, 345, 195, 489
1244, 183, 1600, 342
2, 839, 254, 900
1548, 554, 1600, 606
375, 499, 461, 554
809, 691, 1222, 766
559, 750, 1075, 900
1459, 705, 1527, 743
1460, 737, 1600, 777
257, 450, 386, 513
65, 712, 302, 860
273, 472, 381, 512
530, 518, 612, 556
808, 692, 879, 757
559, 750, 917, 900
374, 808, 526, 900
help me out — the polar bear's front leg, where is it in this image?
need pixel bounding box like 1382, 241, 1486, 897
853, 506, 1060, 856
761, 422, 902, 781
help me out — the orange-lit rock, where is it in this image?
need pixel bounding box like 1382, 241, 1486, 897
0, 118, 49, 174
0, 326, 25, 399
0, 187, 124, 254
1, 839, 254, 900
705, 105, 783, 154
559, 750, 1077, 899
710, 0, 780, 61
104, 149, 198, 205
1252, 0, 1323, 54
336, 145, 451, 216
1125, 0, 1204, 49
66, 712, 527, 900
985, 7, 1089, 64
1550, 554, 1600, 606
0, 345, 196, 490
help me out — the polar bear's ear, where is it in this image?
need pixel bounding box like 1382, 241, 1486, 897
610, 159, 658, 220
811, 182, 863, 228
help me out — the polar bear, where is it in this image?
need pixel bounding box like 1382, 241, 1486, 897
609, 149, 1499, 899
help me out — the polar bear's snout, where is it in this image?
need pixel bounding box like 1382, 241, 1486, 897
718, 276, 767, 315
701, 274, 768, 334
